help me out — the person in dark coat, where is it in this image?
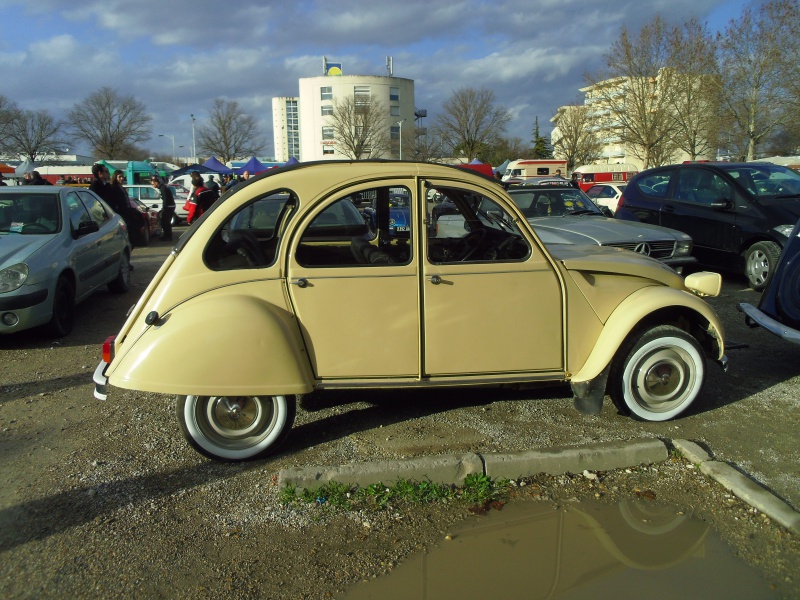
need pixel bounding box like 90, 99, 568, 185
110, 170, 146, 254
152, 176, 175, 241
89, 164, 112, 202
29, 171, 52, 185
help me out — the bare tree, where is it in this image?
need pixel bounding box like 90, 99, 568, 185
669, 19, 720, 161
715, 0, 800, 160
435, 87, 511, 161
197, 99, 264, 163
482, 136, 529, 168
68, 87, 151, 159
330, 96, 391, 159
5, 109, 70, 163
587, 17, 680, 168
550, 103, 603, 171
0, 95, 18, 155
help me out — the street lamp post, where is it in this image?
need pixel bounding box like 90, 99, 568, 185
394, 119, 405, 160
158, 134, 176, 162
190, 114, 197, 163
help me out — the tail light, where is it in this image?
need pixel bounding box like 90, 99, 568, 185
617, 191, 626, 209
102, 335, 117, 363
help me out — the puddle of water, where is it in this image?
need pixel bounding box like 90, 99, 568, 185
343, 500, 777, 599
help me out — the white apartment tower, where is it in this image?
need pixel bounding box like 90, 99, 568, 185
272, 97, 300, 162
271, 74, 414, 162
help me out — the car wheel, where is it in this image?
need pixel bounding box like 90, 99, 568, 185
176, 395, 296, 461
776, 253, 800, 326
141, 225, 150, 246
46, 275, 75, 337
107, 251, 131, 293
745, 241, 780, 291
610, 325, 705, 421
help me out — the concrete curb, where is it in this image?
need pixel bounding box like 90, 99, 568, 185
673, 439, 800, 535
279, 437, 800, 536
278, 438, 666, 490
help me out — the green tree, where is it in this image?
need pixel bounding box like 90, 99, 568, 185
531, 117, 553, 158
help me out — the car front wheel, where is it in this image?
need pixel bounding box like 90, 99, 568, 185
46, 275, 75, 337
745, 241, 780, 291
176, 395, 296, 461
610, 325, 705, 421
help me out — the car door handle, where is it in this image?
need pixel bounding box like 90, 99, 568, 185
289, 278, 308, 288
661, 204, 675, 213
427, 275, 442, 285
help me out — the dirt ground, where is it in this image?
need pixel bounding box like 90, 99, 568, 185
1, 233, 798, 599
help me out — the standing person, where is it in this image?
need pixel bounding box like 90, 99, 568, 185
569, 172, 581, 188
110, 170, 145, 260
152, 176, 175, 241
29, 171, 52, 185
185, 171, 208, 225
206, 174, 220, 194
89, 164, 112, 202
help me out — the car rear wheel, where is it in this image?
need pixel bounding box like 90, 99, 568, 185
46, 275, 75, 337
745, 241, 780, 291
176, 395, 296, 461
610, 325, 705, 421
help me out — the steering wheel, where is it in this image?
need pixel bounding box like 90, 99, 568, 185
454, 229, 487, 261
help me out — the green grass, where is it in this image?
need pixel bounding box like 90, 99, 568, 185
281, 474, 511, 511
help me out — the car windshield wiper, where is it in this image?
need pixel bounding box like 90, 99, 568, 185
772, 193, 800, 199
568, 209, 601, 216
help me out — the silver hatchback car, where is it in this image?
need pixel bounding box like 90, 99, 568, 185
0, 186, 132, 336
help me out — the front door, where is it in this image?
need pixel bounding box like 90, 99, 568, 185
421, 180, 563, 376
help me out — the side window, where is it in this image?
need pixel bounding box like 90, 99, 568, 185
296, 186, 411, 268
428, 186, 530, 263
67, 191, 93, 231
78, 191, 110, 225
205, 192, 296, 270
675, 169, 731, 205
635, 170, 673, 198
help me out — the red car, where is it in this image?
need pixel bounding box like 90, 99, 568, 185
126, 196, 160, 245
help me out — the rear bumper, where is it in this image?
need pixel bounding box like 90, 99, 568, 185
93, 361, 109, 400
738, 303, 800, 345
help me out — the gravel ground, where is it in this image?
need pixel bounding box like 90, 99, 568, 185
1, 236, 798, 598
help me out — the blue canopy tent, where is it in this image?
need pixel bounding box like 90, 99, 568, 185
168, 164, 218, 179
283, 157, 299, 166
202, 156, 233, 174
234, 156, 268, 175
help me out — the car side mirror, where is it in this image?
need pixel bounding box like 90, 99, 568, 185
598, 206, 614, 218
73, 220, 99, 238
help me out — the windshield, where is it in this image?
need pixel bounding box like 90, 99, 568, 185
508, 187, 602, 218
724, 165, 800, 200
0, 193, 61, 234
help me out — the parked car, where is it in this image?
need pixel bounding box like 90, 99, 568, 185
0, 186, 131, 336
361, 189, 412, 238
615, 162, 800, 290
585, 183, 627, 214
504, 180, 696, 272
739, 218, 800, 344
94, 161, 726, 461
124, 184, 189, 224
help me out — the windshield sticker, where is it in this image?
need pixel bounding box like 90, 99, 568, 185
10, 222, 23, 233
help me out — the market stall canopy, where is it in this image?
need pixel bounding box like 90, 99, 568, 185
202, 156, 233, 174
234, 156, 268, 175
283, 157, 299, 166
0, 163, 14, 174
458, 159, 494, 178
168, 164, 218, 178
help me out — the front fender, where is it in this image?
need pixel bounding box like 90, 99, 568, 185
108, 292, 314, 396
571, 286, 725, 383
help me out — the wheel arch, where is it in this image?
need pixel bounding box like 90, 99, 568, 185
108, 293, 315, 396
571, 287, 724, 384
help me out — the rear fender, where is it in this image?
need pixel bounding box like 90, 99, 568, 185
571, 287, 725, 383
108, 293, 314, 396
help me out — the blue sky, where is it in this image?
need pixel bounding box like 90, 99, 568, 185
0, 0, 753, 159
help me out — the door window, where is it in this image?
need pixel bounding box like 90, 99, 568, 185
634, 170, 674, 198
78, 191, 111, 225
427, 186, 530, 263
674, 169, 731, 205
